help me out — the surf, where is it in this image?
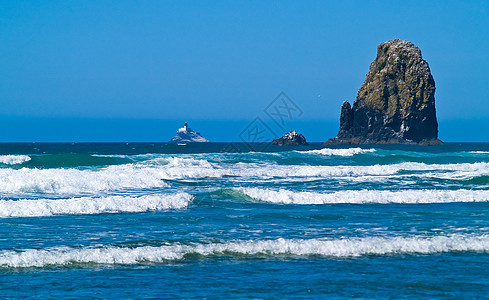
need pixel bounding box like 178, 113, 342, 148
0, 193, 192, 217
2, 234, 488, 268
235, 187, 489, 204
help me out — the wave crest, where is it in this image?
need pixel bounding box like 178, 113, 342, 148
2, 159, 489, 195
0, 155, 31, 165
303, 148, 376, 156
237, 188, 489, 204
1, 234, 488, 268
0, 193, 192, 217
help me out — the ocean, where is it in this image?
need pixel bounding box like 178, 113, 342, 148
0, 142, 488, 298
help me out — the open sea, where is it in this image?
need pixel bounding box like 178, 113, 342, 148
0, 142, 489, 298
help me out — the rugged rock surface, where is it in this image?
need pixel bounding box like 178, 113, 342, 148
169, 122, 209, 143
273, 131, 308, 145
326, 39, 442, 145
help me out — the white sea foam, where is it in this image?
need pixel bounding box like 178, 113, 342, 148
2, 158, 489, 195
303, 148, 376, 156
0, 193, 192, 217
227, 162, 489, 181
0, 155, 31, 165
0, 164, 173, 194
0, 157, 217, 194
165, 157, 215, 168
1, 234, 488, 268
238, 188, 489, 204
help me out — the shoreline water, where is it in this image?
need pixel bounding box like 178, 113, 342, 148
0, 143, 488, 297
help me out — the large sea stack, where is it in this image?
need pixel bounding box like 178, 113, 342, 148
326, 39, 442, 145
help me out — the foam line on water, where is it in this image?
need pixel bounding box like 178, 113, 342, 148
296, 148, 489, 158
225, 161, 489, 182
158, 159, 489, 180
0, 155, 31, 165
146, 157, 489, 178
301, 148, 376, 156
2, 158, 489, 194
0, 157, 217, 194
0, 193, 192, 217
237, 188, 489, 204
1, 234, 488, 268
0, 164, 172, 194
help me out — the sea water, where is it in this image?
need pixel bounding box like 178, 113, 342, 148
0, 143, 488, 298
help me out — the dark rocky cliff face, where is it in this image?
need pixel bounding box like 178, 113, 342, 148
326, 39, 441, 145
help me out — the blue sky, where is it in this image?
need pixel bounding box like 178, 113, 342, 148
1, 0, 488, 142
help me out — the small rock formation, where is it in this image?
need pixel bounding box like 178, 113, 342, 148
169, 122, 209, 143
326, 39, 442, 145
273, 131, 308, 145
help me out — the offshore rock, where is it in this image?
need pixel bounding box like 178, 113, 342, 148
273, 131, 308, 145
326, 39, 442, 145
169, 122, 209, 143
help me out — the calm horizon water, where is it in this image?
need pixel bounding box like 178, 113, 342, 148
0, 142, 488, 298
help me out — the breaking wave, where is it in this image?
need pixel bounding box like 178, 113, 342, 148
2, 234, 488, 268
237, 188, 489, 204
0, 155, 31, 165
0, 193, 192, 217
0, 165, 171, 194
2, 157, 489, 194
303, 148, 376, 156
224, 162, 489, 181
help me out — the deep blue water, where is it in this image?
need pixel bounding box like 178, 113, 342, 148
0, 143, 489, 298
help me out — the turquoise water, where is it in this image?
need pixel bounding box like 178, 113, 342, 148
1, 143, 489, 298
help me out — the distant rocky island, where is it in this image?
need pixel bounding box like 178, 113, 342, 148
169, 122, 209, 143
326, 39, 442, 145
273, 131, 308, 145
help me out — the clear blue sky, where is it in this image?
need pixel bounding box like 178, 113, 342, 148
1, 0, 488, 142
